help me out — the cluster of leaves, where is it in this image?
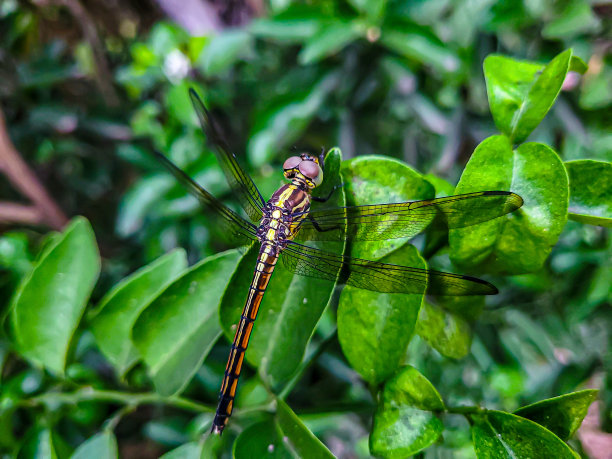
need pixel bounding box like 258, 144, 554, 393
1, 0, 610, 457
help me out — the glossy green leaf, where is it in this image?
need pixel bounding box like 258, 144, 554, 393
275, 399, 335, 458
424, 173, 455, 197
380, 29, 460, 74
471, 410, 579, 458
248, 72, 339, 167
232, 400, 334, 458
90, 249, 187, 376
566, 160, 612, 227
450, 137, 568, 274
416, 301, 471, 359
10, 217, 100, 375
484, 49, 573, 143
370, 365, 444, 458
340, 155, 435, 260
18, 427, 71, 459
514, 389, 598, 441
220, 149, 344, 390
569, 56, 588, 75
338, 244, 426, 385
71, 431, 118, 459
160, 441, 203, 459
233, 420, 293, 458
298, 21, 361, 65
133, 249, 242, 395
337, 156, 433, 384
198, 30, 251, 76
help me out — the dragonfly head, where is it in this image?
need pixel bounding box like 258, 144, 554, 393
283, 153, 324, 188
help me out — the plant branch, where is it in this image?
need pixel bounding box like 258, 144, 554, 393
0, 202, 42, 225
0, 109, 68, 230
20, 387, 214, 413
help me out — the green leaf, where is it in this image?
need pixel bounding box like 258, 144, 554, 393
116, 175, 174, 237
370, 366, 444, 458
132, 249, 242, 395
249, 18, 320, 43
347, 0, 387, 19
275, 399, 335, 458
10, 217, 100, 375
18, 427, 71, 459
338, 245, 425, 385
471, 411, 579, 458
298, 21, 361, 65
160, 441, 203, 459
197, 30, 252, 76
220, 149, 344, 390
579, 63, 612, 110
380, 29, 460, 74
248, 72, 339, 166
340, 155, 435, 260
423, 173, 455, 197
569, 56, 588, 75
566, 160, 612, 227
450, 137, 568, 274
514, 389, 599, 441
232, 400, 334, 458
337, 156, 433, 384
484, 50, 573, 143
71, 431, 118, 459
164, 80, 201, 128
90, 249, 187, 376
542, 0, 600, 39
416, 301, 472, 359
233, 420, 294, 458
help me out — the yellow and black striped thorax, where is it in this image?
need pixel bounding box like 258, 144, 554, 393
257, 182, 311, 246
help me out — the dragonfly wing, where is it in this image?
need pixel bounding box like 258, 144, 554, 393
189, 89, 265, 222
296, 191, 523, 242
281, 241, 497, 296
152, 151, 258, 247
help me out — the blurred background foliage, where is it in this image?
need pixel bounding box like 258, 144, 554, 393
0, 0, 610, 457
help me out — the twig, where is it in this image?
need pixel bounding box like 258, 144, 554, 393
0, 202, 42, 225
20, 387, 214, 413
0, 109, 68, 230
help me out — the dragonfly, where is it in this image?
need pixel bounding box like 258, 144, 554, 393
152, 89, 524, 435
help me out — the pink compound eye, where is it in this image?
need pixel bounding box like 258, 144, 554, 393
299, 160, 320, 180
283, 156, 301, 170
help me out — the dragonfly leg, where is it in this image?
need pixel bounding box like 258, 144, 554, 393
307, 214, 343, 233
312, 183, 344, 203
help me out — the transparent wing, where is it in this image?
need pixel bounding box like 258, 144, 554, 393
152, 151, 258, 247
296, 191, 523, 242
189, 89, 265, 222
281, 241, 497, 296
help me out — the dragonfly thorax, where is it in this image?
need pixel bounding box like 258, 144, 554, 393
258, 183, 312, 246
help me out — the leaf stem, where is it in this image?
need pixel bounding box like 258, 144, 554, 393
19, 387, 214, 413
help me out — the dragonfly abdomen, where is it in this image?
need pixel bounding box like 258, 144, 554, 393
211, 243, 279, 434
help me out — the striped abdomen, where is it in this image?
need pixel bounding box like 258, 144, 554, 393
211, 243, 278, 434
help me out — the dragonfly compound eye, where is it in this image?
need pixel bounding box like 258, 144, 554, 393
283, 156, 302, 171
299, 160, 323, 187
